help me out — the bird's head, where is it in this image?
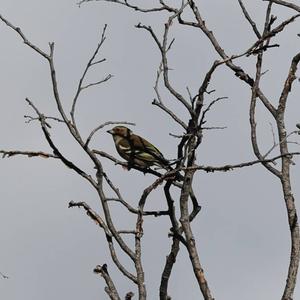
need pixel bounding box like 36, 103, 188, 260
107, 126, 132, 138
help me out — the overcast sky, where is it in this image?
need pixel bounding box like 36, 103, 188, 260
0, 1, 300, 299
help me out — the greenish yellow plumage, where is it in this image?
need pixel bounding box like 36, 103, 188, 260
107, 126, 169, 168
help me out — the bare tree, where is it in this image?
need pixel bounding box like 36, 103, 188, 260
1, 1, 300, 300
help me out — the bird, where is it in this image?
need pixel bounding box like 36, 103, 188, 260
107, 126, 170, 169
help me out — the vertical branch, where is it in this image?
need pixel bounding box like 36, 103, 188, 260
248, 3, 300, 298
250, 4, 300, 298
159, 180, 182, 300
159, 237, 180, 300
249, 55, 281, 177
161, 11, 193, 116
277, 52, 300, 300
134, 177, 173, 300
135, 209, 146, 300
179, 169, 213, 300
135, 185, 149, 300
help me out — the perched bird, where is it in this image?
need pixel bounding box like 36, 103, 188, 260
107, 126, 169, 169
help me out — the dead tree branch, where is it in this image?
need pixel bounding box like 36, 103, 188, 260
263, 0, 300, 13
0, 150, 58, 159
94, 264, 121, 300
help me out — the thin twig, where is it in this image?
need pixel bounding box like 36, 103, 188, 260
85, 121, 135, 147
0, 271, 9, 279
78, 0, 174, 13
24, 115, 64, 125
238, 0, 261, 38
71, 24, 109, 127
0, 150, 58, 159
188, 152, 300, 173
263, 130, 299, 159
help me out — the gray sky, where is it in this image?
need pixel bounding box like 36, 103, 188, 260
0, 0, 300, 299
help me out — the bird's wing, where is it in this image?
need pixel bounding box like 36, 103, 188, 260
131, 135, 167, 163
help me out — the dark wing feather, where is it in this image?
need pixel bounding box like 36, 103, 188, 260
130, 134, 168, 165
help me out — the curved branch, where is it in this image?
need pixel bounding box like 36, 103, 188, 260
263, 0, 300, 12
25, 98, 97, 186
69, 201, 138, 283
136, 4, 193, 116
277, 51, 300, 300
85, 121, 135, 147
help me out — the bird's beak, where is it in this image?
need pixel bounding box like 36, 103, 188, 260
107, 129, 113, 135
